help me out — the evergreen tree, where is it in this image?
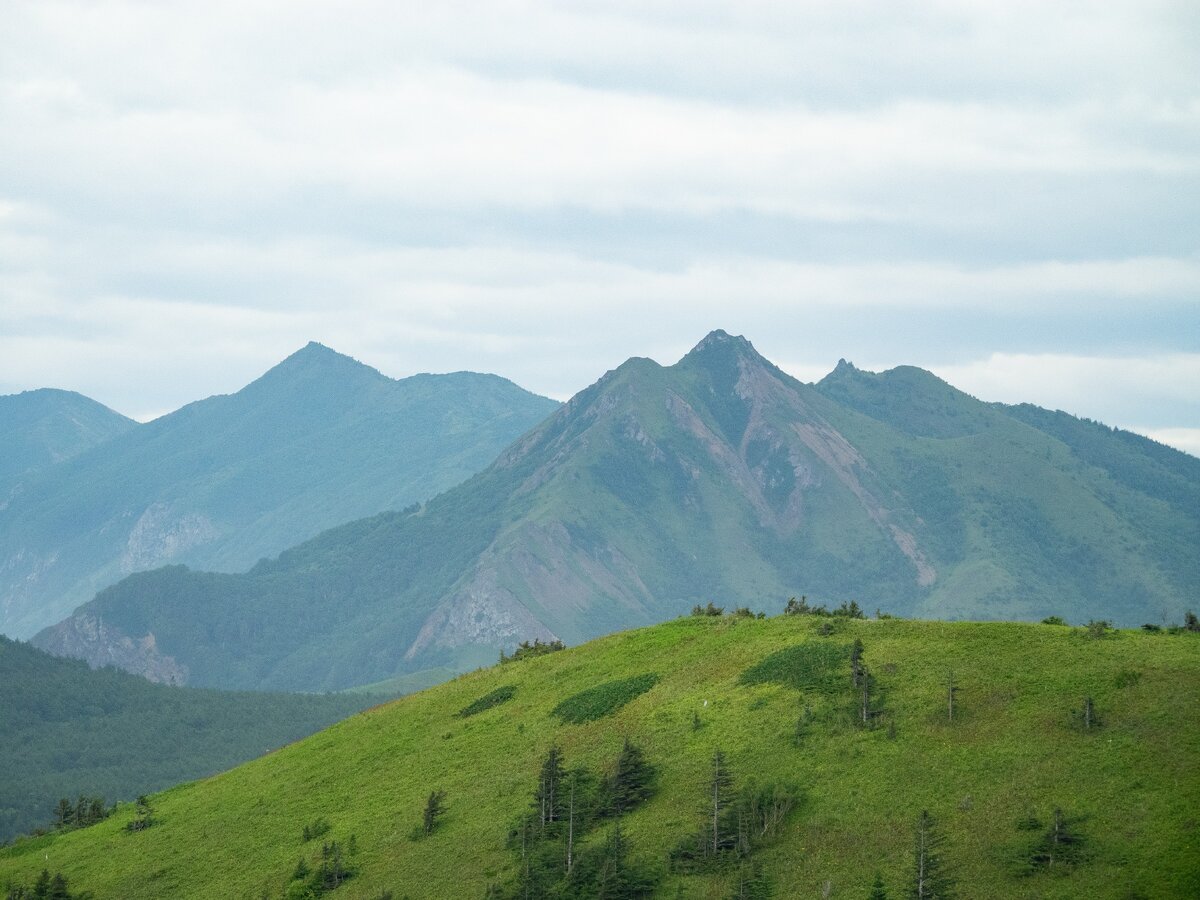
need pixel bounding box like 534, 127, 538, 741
32, 871, 51, 900
909, 810, 954, 899
708, 750, 736, 855
422, 789, 446, 835
53, 799, 72, 830
1028, 807, 1085, 871
535, 746, 566, 831
588, 823, 655, 899
869, 872, 889, 899
603, 738, 656, 815
727, 861, 772, 899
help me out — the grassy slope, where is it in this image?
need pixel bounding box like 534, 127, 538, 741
4, 617, 1197, 898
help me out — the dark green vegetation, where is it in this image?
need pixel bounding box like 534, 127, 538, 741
2, 342, 557, 639
0, 636, 370, 844
3, 616, 1197, 898
0, 388, 134, 488
551, 674, 659, 724
457, 686, 517, 718
36, 331, 1200, 692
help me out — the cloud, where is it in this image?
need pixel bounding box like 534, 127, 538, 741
0, 0, 1195, 440
1135, 428, 1200, 458
929, 352, 1200, 431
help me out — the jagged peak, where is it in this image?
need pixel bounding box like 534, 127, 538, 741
686, 329, 756, 356
677, 329, 777, 375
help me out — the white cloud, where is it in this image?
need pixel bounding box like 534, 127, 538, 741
0, 0, 1195, 437
930, 352, 1200, 431
1133, 427, 1200, 458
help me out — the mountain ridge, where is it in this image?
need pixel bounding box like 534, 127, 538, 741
0, 388, 136, 488
33, 331, 1199, 691
0, 346, 559, 637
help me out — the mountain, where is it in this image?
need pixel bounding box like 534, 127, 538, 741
34, 331, 1199, 692
0, 635, 371, 844
4, 616, 1198, 897
0, 343, 559, 637
0, 389, 135, 487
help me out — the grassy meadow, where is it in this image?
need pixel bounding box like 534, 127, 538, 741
3, 615, 1197, 898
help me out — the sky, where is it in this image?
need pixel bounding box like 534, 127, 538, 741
1, 1, 1198, 454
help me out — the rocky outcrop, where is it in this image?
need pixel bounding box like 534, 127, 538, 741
120, 504, 219, 574
34, 612, 189, 685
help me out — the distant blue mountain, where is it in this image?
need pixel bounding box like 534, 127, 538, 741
0, 344, 558, 637
0, 388, 135, 486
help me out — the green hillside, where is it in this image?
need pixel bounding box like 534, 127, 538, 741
0, 636, 372, 845
36, 331, 1200, 692
0, 388, 135, 487
1, 343, 558, 638
4, 616, 1197, 898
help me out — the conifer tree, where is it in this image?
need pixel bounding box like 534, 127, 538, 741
708, 750, 735, 855
422, 789, 446, 835
909, 810, 954, 899
603, 738, 656, 815
850, 639, 865, 688
535, 746, 566, 831
1028, 807, 1084, 871
869, 872, 888, 899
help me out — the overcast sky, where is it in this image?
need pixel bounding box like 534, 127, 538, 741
1, 1, 1197, 454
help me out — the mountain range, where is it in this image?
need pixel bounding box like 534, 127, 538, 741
34, 331, 1199, 692
0, 344, 558, 638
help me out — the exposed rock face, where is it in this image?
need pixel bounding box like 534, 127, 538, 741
29, 328, 1197, 693
406, 566, 557, 660
36, 612, 189, 685
120, 504, 219, 574
0, 549, 60, 636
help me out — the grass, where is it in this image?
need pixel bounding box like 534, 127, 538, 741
1, 616, 1197, 899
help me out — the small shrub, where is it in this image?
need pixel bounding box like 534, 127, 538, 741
125, 796, 155, 833
457, 685, 516, 718
1041, 616, 1068, 626
1141, 623, 1162, 633
740, 642, 850, 693
1114, 670, 1142, 688
500, 639, 565, 664
1085, 620, 1111, 639
302, 817, 331, 842
692, 602, 725, 617
552, 674, 660, 724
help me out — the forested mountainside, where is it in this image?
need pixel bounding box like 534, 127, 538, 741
0, 342, 558, 637
0, 635, 372, 844
36, 331, 1199, 693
